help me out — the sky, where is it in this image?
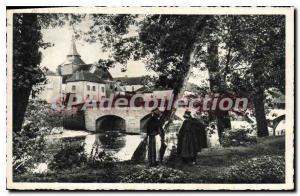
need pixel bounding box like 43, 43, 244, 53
40, 20, 209, 86
40, 26, 150, 78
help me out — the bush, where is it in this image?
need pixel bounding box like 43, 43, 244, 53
225, 155, 285, 183
87, 149, 117, 169
220, 128, 257, 147
121, 166, 191, 183
13, 122, 47, 174
48, 143, 87, 171
13, 99, 64, 174
25, 99, 64, 129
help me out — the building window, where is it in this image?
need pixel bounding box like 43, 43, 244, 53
87, 85, 90, 91
72, 85, 76, 92
101, 86, 105, 93
92, 86, 96, 91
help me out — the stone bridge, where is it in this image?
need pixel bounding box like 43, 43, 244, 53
84, 107, 153, 134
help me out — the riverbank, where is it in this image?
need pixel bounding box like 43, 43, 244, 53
14, 136, 285, 183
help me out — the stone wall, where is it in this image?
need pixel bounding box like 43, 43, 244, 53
84, 107, 149, 134
63, 110, 86, 130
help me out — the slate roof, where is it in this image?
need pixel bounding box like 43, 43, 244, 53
66, 71, 105, 83
114, 76, 146, 85
135, 82, 201, 93
90, 64, 113, 81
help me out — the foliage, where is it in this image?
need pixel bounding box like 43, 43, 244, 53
86, 15, 209, 94
225, 155, 285, 183
13, 100, 64, 174
220, 128, 257, 147
87, 149, 117, 169
121, 166, 191, 183
13, 14, 49, 92
25, 99, 64, 129
14, 136, 285, 183
48, 143, 87, 171
13, 13, 86, 133
13, 122, 46, 174
13, 13, 87, 91
14, 166, 119, 183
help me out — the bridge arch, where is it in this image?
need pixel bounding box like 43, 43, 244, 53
96, 115, 126, 133
273, 115, 285, 131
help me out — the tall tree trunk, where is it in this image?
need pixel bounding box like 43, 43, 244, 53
253, 88, 269, 137
160, 42, 194, 126
13, 14, 40, 133
207, 40, 231, 138
13, 88, 32, 133
252, 61, 269, 137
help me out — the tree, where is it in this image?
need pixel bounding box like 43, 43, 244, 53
83, 14, 238, 139
12, 13, 85, 173
13, 14, 46, 133
85, 15, 213, 125
12, 13, 84, 133
218, 15, 285, 137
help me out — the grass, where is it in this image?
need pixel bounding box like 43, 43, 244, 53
175, 136, 285, 183
14, 136, 285, 183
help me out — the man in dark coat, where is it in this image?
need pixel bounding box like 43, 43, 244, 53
177, 111, 200, 164
146, 107, 162, 166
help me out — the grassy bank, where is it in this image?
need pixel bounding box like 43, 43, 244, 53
14, 136, 285, 183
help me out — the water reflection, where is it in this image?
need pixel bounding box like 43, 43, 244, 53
97, 132, 126, 150
45, 127, 180, 162
84, 132, 142, 160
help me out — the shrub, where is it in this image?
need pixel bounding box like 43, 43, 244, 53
220, 128, 257, 147
225, 155, 285, 183
87, 149, 117, 169
48, 143, 87, 171
13, 99, 64, 174
121, 166, 191, 183
13, 122, 47, 174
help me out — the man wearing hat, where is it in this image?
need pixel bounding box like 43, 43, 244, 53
177, 110, 200, 165
146, 107, 162, 166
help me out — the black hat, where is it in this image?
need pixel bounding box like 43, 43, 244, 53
183, 110, 192, 118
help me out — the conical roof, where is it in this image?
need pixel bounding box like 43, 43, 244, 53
59, 36, 86, 69
67, 36, 80, 56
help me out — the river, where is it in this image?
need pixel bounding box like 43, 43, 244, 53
32, 129, 179, 173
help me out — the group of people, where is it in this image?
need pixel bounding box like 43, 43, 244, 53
146, 108, 206, 166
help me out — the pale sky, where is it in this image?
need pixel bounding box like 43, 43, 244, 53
40, 21, 208, 86
40, 25, 151, 78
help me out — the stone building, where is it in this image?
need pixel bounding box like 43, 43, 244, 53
38, 37, 116, 103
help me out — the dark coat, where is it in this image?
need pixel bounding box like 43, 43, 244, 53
177, 118, 203, 158
146, 115, 161, 136
193, 120, 207, 149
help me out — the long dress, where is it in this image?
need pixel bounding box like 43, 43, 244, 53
177, 119, 200, 159
193, 120, 207, 149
